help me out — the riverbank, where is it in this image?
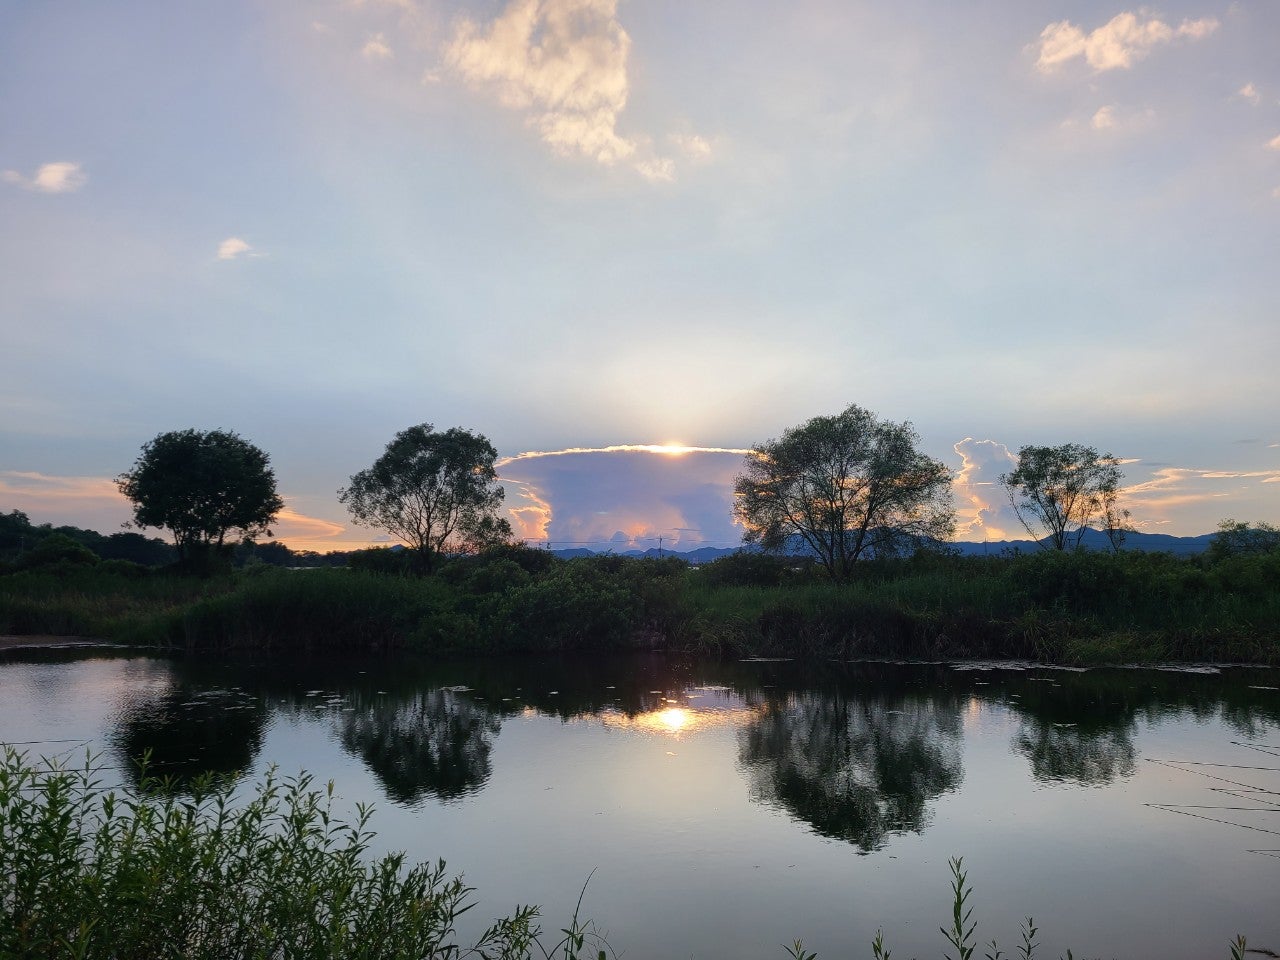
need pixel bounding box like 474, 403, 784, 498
0, 748, 1264, 960
2, 546, 1277, 664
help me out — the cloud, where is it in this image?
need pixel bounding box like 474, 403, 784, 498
217, 237, 253, 260
443, 0, 681, 177
1238, 83, 1260, 105
0, 471, 133, 535
1034, 12, 1219, 73
669, 133, 713, 162
1091, 105, 1117, 130
1, 161, 87, 193
1267, 134, 1280, 151
1119, 466, 1280, 526
496, 446, 751, 549
362, 32, 393, 60
951, 439, 1020, 541
272, 507, 347, 542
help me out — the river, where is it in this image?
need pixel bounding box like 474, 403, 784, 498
1, 649, 1277, 958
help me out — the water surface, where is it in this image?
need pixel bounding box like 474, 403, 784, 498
2, 651, 1277, 959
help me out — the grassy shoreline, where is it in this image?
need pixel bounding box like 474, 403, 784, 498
1, 545, 1277, 665
0, 750, 1261, 960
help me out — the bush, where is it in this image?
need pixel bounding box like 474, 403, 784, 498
699, 552, 791, 587
0, 750, 550, 960
16, 532, 99, 571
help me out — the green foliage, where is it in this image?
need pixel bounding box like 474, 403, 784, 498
0, 749, 577, 960
16, 531, 99, 571
1000, 444, 1124, 551
116, 428, 284, 568
1207, 519, 1280, 562
339, 424, 512, 572
697, 551, 796, 587
734, 404, 954, 582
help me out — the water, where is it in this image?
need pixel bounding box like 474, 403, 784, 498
2, 649, 1278, 958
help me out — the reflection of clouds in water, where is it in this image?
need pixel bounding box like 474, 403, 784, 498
739, 693, 964, 852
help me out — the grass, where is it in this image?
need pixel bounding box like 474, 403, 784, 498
0, 748, 605, 960
2, 547, 1278, 663
0, 751, 1259, 960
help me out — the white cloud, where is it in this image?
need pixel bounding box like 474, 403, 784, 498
2, 161, 87, 193
217, 237, 253, 261
1237, 82, 1260, 105
444, 0, 684, 178
670, 133, 713, 162
362, 32, 393, 60
1267, 134, 1280, 151
951, 438, 1020, 541
1034, 12, 1219, 73
634, 157, 675, 182
1091, 105, 1117, 130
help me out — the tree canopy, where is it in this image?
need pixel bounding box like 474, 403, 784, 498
338, 424, 512, 570
733, 404, 954, 581
999, 444, 1124, 551
116, 429, 283, 565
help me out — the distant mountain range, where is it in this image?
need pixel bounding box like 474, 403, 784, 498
552, 528, 1218, 562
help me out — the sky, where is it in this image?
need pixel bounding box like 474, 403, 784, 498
2, 0, 1278, 552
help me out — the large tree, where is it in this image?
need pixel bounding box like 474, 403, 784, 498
999, 444, 1124, 551
339, 424, 511, 571
116, 429, 283, 566
733, 404, 954, 581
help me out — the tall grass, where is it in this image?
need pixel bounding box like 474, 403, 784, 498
0, 752, 1257, 960
0, 748, 605, 960
3, 547, 1278, 663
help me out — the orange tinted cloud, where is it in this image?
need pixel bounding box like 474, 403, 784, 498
497, 445, 748, 550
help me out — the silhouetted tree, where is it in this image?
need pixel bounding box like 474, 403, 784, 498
339, 424, 511, 572
1000, 444, 1125, 551
733, 405, 953, 581
117, 429, 283, 570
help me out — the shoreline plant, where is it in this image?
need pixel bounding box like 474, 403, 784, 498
0, 751, 1257, 960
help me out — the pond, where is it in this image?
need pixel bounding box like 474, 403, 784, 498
2, 649, 1277, 959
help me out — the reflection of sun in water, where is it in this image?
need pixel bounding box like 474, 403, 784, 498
657, 707, 691, 732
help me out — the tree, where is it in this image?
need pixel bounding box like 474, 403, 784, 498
1207, 519, 1280, 562
732, 404, 954, 582
338, 424, 512, 571
999, 444, 1124, 551
116, 429, 284, 567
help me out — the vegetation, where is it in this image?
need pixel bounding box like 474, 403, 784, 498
339, 424, 512, 573
1000, 444, 1126, 551
733, 405, 954, 582
3, 532, 1278, 663
0, 749, 601, 960
116, 429, 284, 571
0, 752, 1256, 960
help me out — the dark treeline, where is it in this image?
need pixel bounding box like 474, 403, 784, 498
2, 529, 1278, 663
0, 508, 371, 572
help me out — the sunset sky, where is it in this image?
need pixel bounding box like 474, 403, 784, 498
3, 0, 1278, 552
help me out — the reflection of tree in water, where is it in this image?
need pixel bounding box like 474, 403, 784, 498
114, 687, 266, 790
337, 688, 501, 805
739, 691, 963, 852
1013, 722, 1135, 784
1004, 677, 1138, 786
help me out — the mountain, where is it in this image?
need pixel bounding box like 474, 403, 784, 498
551, 529, 1218, 562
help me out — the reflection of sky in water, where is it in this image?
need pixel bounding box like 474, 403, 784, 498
0, 654, 1277, 960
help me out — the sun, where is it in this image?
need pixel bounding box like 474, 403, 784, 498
652, 442, 695, 457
